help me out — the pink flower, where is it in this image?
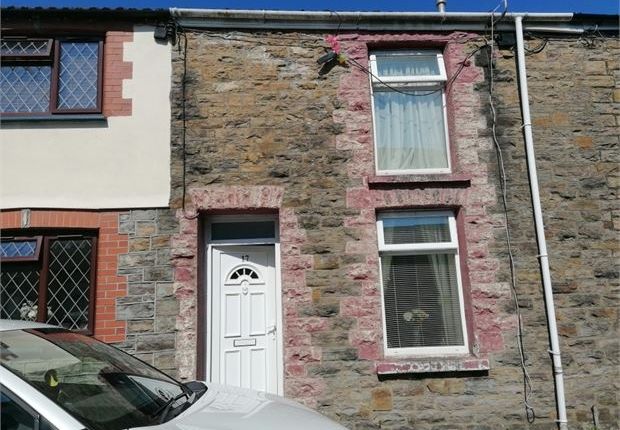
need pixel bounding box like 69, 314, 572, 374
325, 35, 340, 54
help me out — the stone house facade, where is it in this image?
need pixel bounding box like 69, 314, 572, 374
1, 8, 618, 430
158, 11, 618, 429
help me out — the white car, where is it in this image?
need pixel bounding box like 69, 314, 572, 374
0, 320, 347, 430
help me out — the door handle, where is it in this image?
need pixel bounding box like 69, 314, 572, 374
267, 325, 277, 336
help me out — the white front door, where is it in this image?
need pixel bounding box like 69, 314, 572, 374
211, 245, 278, 394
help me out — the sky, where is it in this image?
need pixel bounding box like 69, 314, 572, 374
2, 0, 618, 14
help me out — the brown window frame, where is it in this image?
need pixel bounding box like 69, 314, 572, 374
0, 37, 104, 116
0, 236, 43, 262
0, 230, 98, 335
0, 38, 53, 59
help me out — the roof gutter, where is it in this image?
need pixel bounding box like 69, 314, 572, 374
170, 8, 575, 31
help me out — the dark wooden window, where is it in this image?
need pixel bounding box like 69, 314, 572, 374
0, 37, 103, 115
0, 236, 42, 262
0, 232, 97, 335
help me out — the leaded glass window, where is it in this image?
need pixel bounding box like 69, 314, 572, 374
0, 66, 51, 113
0, 238, 40, 260
57, 42, 99, 110
0, 233, 96, 333
0, 39, 52, 56
0, 37, 102, 115
0, 266, 40, 320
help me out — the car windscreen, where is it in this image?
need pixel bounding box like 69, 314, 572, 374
0, 328, 187, 430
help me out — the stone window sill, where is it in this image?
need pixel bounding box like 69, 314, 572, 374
367, 174, 471, 189
1, 114, 107, 123
375, 356, 489, 375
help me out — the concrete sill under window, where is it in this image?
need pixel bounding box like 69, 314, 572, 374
368, 174, 471, 189
375, 356, 490, 375
0, 114, 107, 123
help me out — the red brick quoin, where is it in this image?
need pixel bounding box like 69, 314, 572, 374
103, 31, 133, 117
0, 210, 129, 343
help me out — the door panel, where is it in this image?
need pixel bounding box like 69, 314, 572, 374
224, 293, 242, 337
224, 350, 241, 386
250, 292, 266, 335
211, 246, 278, 394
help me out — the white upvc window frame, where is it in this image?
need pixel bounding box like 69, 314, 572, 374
369, 50, 452, 176
377, 211, 469, 357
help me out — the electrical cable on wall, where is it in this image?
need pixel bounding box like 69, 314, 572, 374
170, 19, 614, 427
523, 36, 548, 55
520, 28, 614, 56
169, 20, 492, 218
176, 24, 198, 220
346, 44, 487, 97
487, 4, 536, 423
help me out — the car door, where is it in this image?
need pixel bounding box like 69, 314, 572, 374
0, 367, 83, 430
0, 386, 56, 430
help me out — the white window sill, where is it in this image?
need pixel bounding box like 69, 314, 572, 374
375, 356, 489, 375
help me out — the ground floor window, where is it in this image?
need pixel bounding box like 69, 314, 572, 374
0, 232, 97, 333
377, 211, 468, 356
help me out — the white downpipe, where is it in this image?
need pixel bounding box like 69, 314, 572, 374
514, 16, 568, 430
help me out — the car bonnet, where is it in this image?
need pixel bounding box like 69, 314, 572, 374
132, 382, 348, 430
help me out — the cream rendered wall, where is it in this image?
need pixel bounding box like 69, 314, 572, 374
0, 26, 171, 210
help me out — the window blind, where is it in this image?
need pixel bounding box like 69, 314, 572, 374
381, 253, 464, 349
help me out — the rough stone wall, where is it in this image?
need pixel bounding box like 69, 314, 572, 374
327, 33, 524, 429
169, 31, 358, 391
487, 36, 619, 429
164, 29, 618, 430
166, 29, 527, 430
115, 209, 180, 377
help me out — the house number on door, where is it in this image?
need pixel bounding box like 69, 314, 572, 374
242, 255, 249, 261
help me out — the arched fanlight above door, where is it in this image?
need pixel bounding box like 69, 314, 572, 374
226, 265, 262, 284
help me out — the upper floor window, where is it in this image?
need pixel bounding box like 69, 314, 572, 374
377, 211, 468, 356
370, 50, 450, 175
0, 38, 102, 115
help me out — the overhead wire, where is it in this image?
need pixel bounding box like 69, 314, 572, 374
523, 38, 548, 55
347, 42, 488, 97
170, 19, 606, 427
330, 9, 343, 37
520, 32, 549, 55
176, 25, 199, 220
487, 1, 536, 423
